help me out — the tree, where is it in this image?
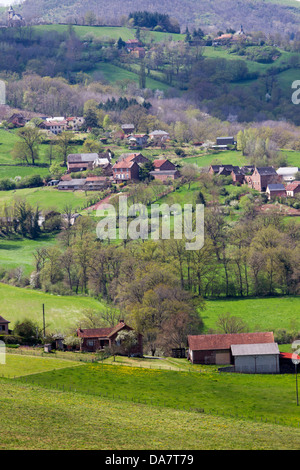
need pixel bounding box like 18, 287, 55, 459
13, 318, 42, 345
12, 127, 43, 165
49, 161, 64, 179
55, 131, 74, 167
116, 330, 138, 357
215, 312, 248, 334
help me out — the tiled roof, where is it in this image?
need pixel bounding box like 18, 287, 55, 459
153, 159, 168, 168
188, 332, 274, 351
286, 181, 300, 191
77, 321, 129, 339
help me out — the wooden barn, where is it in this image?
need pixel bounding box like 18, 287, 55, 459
187, 332, 275, 365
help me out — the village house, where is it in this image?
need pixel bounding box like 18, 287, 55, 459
128, 134, 149, 149
83, 176, 111, 191
276, 167, 299, 182
286, 181, 300, 197
148, 130, 170, 145
130, 47, 146, 59
149, 158, 180, 181
121, 124, 135, 134
40, 119, 68, 135
65, 116, 85, 131
187, 331, 275, 365
247, 167, 281, 192
117, 153, 150, 166
125, 39, 142, 51
112, 159, 140, 181
67, 152, 112, 173
76, 320, 143, 355
0, 315, 11, 335
7, 113, 28, 128
266, 183, 286, 200
209, 164, 238, 176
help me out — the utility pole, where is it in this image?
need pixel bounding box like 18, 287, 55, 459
43, 304, 46, 339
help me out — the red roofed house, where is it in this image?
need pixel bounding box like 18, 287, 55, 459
149, 159, 180, 181
112, 159, 140, 181
153, 159, 176, 171
188, 331, 275, 365
286, 181, 300, 197
76, 320, 143, 355
0, 315, 10, 335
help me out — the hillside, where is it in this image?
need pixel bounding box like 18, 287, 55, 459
18, 0, 300, 34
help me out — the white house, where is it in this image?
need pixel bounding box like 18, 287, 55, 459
276, 167, 299, 182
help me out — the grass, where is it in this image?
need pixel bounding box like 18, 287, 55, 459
1, 379, 299, 450
0, 283, 107, 331
0, 233, 58, 275
0, 165, 50, 180
5, 356, 300, 430
0, 354, 82, 378
203, 296, 300, 333
0, 186, 100, 211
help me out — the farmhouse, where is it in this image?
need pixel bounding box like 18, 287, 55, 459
77, 320, 143, 355
40, 120, 68, 135
83, 176, 111, 191
112, 159, 140, 181
149, 159, 180, 181
67, 153, 111, 173
118, 153, 150, 166
57, 179, 86, 191
212, 137, 237, 150
188, 331, 275, 365
7, 113, 28, 128
128, 134, 148, 149
121, 124, 135, 134
247, 167, 280, 192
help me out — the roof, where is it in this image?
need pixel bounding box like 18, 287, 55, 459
267, 184, 285, 191
0, 316, 10, 324
58, 179, 86, 187
277, 167, 299, 175
113, 160, 137, 169
67, 153, 99, 163
149, 130, 169, 136
150, 170, 178, 175
77, 321, 131, 339
255, 167, 277, 175
153, 159, 168, 168
231, 343, 280, 356
188, 332, 275, 351
286, 181, 300, 191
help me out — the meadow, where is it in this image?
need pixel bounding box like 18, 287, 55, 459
0, 354, 299, 450
1, 378, 299, 450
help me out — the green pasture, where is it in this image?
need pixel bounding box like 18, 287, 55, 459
0, 165, 50, 180
0, 234, 58, 275
0, 379, 299, 450
202, 296, 300, 333
0, 186, 99, 211
9, 359, 300, 430
0, 283, 105, 331
0, 354, 81, 378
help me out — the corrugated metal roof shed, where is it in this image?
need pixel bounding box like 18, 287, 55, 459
231, 343, 280, 356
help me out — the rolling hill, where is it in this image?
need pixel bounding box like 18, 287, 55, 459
18, 0, 300, 34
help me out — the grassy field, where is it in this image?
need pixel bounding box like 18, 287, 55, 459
0, 354, 299, 449
202, 296, 300, 333
1, 379, 299, 450
0, 233, 58, 275
0, 186, 100, 211
0, 283, 106, 331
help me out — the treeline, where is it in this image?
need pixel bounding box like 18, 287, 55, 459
128, 11, 180, 33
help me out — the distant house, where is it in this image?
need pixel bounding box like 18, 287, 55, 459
286, 181, 300, 197
188, 331, 275, 365
128, 134, 148, 149
112, 160, 140, 181
83, 176, 111, 191
125, 39, 142, 51
153, 159, 176, 172
67, 153, 112, 173
149, 130, 170, 145
150, 170, 180, 181
277, 167, 299, 182
118, 153, 150, 166
7, 113, 28, 128
130, 47, 146, 58
266, 183, 286, 200
40, 120, 68, 135
0, 316, 10, 335
65, 116, 85, 131
121, 124, 135, 134
57, 179, 86, 191
209, 164, 238, 176
77, 320, 143, 355
212, 137, 237, 149
7, 5, 25, 27
247, 167, 280, 192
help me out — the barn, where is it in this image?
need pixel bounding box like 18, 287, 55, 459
187, 332, 275, 365
231, 342, 280, 374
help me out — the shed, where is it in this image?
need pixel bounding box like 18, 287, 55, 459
231, 342, 280, 374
